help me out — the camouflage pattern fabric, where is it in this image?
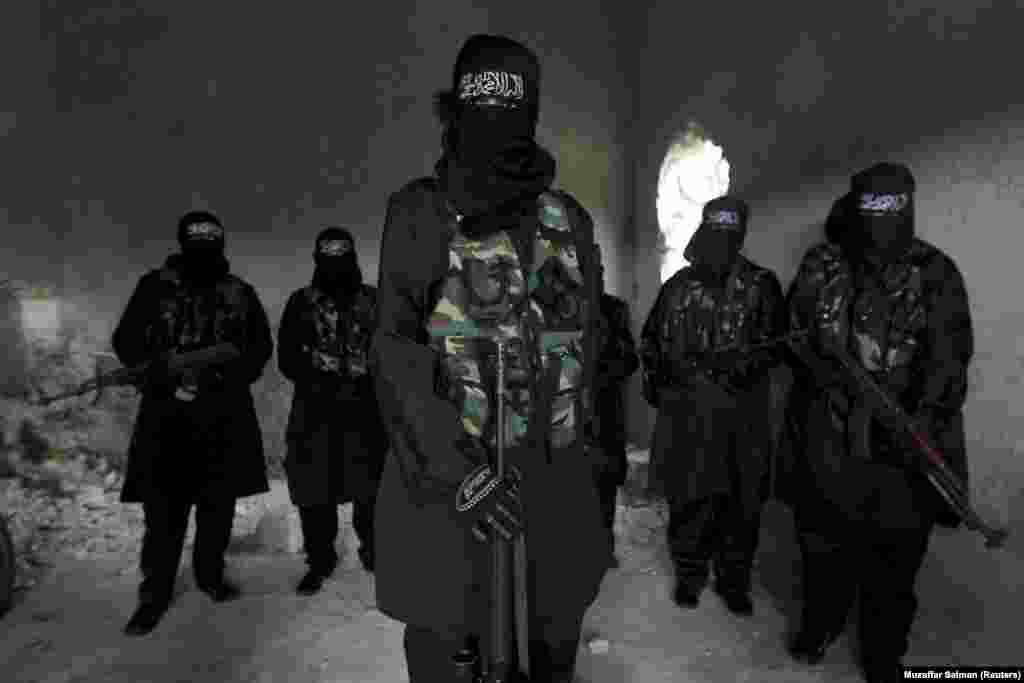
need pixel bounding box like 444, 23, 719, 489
427, 191, 587, 451
643, 257, 777, 387
790, 240, 931, 373
147, 267, 250, 354
302, 285, 376, 378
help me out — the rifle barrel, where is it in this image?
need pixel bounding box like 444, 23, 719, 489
793, 332, 1009, 549
489, 339, 510, 682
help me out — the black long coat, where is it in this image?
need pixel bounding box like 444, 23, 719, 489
112, 255, 273, 503
785, 238, 973, 533
592, 293, 640, 486
641, 256, 786, 513
371, 178, 609, 634
277, 283, 388, 507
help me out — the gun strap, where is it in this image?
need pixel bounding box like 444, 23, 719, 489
525, 350, 562, 463
846, 396, 874, 461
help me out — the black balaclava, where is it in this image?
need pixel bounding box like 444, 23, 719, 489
688, 196, 749, 281
435, 34, 556, 236
849, 162, 916, 266
176, 210, 229, 286
312, 227, 362, 297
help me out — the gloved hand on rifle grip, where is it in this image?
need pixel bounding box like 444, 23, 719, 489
454, 462, 524, 543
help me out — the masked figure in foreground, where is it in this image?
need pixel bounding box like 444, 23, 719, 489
372, 34, 610, 682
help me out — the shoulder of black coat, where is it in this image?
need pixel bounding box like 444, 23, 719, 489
221, 274, 260, 301
909, 237, 964, 284
390, 176, 440, 206
604, 292, 628, 311
665, 264, 694, 286
741, 256, 781, 286
800, 241, 842, 268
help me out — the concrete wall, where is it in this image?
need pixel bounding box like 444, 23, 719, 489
5, 1, 632, 326
628, 0, 1024, 664
3, 2, 633, 461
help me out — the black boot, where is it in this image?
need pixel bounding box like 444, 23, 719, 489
672, 583, 701, 608
358, 546, 374, 574
713, 584, 754, 616
787, 629, 840, 666
123, 600, 170, 636
296, 569, 329, 596
296, 560, 337, 596
198, 578, 241, 603
862, 656, 902, 683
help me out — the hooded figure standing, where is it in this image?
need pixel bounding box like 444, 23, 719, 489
776, 192, 855, 508
112, 211, 273, 636
640, 197, 786, 615
372, 34, 609, 682
785, 164, 974, 682
589, 259, 640, 561
277, 227, 387, 594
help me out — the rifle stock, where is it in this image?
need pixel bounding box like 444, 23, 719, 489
35, 342, 241, 406
659, 329, 810, 388
788, 333, 1008, 549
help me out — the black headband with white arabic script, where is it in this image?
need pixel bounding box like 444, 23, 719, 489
458, 70, 526, 102
705, 209, 743, 230
857, 192, 910, 216
182, 221, 224, 243
317, 237, 352, 257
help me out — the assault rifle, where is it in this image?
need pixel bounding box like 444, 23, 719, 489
34, 343, 241, 406
786, 333, 1008, 549
647, 329, 811, 399
453, 338, 532, 683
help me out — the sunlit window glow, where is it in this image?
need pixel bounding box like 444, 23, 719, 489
655, 124, 731, 283
20, 286, 61, 346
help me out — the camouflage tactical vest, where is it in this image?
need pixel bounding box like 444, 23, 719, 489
807, 240, 931, 373
148, 267, 250, 354
301, 284, 375, 377
427, 191, 592, 453
656, 259, 765, 379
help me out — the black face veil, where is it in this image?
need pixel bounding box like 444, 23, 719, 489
849, 163, 916, 266
312, 227, 362, 296
688, 196, 749, 279
177, 211, 228, 286
434, 34, 555, 233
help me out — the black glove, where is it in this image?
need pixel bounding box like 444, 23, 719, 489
454, 462, 524, 543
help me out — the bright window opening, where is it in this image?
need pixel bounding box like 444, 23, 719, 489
19, 286, 61, 347
655, 122, 731, 283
